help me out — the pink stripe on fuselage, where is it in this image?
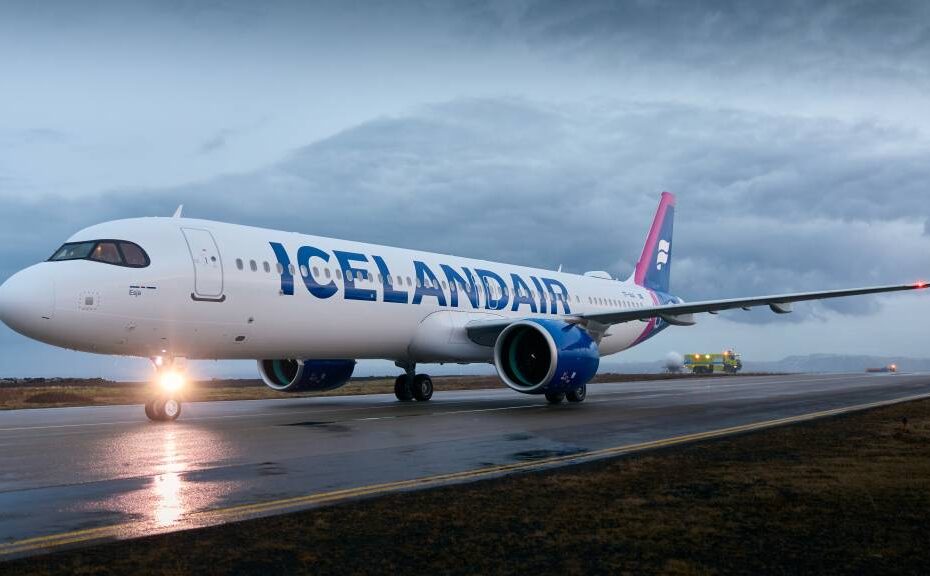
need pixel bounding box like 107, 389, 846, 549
633, 191, 675, 286
632, 289, 661, 346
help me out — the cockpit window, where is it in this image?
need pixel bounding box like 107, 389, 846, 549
50, 241, 96, 261
119, 242, 147, 266
91, 242, 121, 264
48, 240, 150, 268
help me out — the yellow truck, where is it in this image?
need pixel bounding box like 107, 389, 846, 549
684, 350, 743, 374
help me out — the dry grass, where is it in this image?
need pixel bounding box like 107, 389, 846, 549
7, 397, 930, 575
0, 372, 759, 410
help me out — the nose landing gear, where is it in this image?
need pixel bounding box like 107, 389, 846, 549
145, 397, 182, 422
145, 356, 186, 422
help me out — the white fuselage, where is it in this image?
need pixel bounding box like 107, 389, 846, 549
0, 217, 662, 365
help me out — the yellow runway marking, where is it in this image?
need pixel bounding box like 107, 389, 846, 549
3, 391, 929, 559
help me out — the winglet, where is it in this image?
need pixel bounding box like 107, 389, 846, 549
172, 205, 184, 218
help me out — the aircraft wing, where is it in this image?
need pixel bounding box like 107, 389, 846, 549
466, 282, 928, 346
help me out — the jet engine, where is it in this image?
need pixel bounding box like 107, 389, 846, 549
257, 359, 356, 392
493, 319, 599, 394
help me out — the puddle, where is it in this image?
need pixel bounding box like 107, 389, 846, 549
283, 421, 351, 433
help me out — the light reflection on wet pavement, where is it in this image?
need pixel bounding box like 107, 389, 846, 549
2, 373, 929, 556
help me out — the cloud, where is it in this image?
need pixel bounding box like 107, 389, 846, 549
475, 0, 930, 79
199, 128, 234, 154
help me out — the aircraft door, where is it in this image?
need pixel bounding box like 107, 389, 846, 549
182, 228, 225, 301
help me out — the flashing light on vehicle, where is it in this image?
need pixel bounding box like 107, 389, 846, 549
159, 371, 185, 393
917, 281, 928, 289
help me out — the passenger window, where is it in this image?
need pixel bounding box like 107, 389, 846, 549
263, 261, 271, 273
276, 262, 283, 274
250, 260, 258, 272
288, 264, 295, 275
325, 268, 331, 279
236, 259, 244, 270
313, 266, 320, 278
300, 265, 308, 277
91, 242, 122, 264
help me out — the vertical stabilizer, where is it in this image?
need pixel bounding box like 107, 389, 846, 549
633, 192, 676, 293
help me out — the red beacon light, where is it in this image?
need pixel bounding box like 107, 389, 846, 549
916, 281, 928, 289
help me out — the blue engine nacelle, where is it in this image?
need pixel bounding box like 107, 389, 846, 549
257, 359, 356, 393
493, 319, 599, 394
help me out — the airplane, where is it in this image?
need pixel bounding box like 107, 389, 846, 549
0, 192, 925, 421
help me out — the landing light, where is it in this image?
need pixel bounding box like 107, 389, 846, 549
159, 371, 185, 393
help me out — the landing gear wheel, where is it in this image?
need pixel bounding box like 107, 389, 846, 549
411, 374, 433, 402
394, 375, 413, 402
566, 384, 587, 403
148, 398, 181, 422
160, 398, 182, 421
545, 391, 566, 404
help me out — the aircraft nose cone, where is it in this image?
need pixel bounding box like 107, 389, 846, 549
0, 267, 55, 336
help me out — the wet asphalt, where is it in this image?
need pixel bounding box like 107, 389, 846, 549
2, 372, 929, 556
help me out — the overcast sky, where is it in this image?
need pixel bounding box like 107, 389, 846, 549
1, 0, 929, 379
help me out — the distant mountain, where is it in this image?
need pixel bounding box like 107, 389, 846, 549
600, 354, 930, 374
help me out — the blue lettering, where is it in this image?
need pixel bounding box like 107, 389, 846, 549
542, 278, 571, 314
372, 255, 408, 304
530, 276, 547, 314
412, 261, 447, 306
441, 265, 479, 309
334, 250, 376, 301
269, 242, 294, 296
476, 269, 509, 311
510, 274, 537, 313
297, 246, 337, 299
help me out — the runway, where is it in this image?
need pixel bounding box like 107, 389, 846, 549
2, 372, 930, 559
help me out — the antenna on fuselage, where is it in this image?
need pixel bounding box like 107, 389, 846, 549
557, 265, 562, 273
172, 204, 184, 218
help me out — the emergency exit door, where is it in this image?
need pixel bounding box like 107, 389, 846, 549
182, 228, 225, 301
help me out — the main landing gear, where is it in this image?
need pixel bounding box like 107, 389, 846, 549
393, 362, 433, 402
546, 383, 587, 404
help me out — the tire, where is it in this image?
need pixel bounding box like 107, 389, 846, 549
163, 398, 181, 421
144, 400, 158, 421
411, 374, 433, 402
394, 375, 413, 401
545, 391, 565, 404
156, 398, 182, 421
566, 384, 587, 403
